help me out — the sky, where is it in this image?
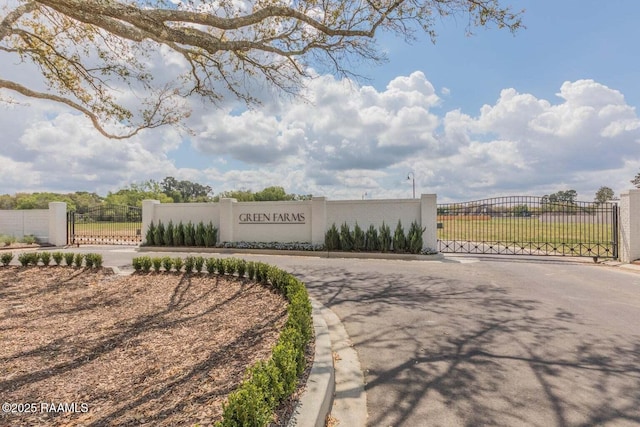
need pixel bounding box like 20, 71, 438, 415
1, 0, 639, 202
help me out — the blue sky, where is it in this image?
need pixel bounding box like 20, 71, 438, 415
1, 0, 639, 202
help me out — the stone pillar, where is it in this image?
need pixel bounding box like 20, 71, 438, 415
619, 189, 640, 263
48, 202, 67, 246
311, 197, 327, 245
420, 194, 438, 252
141, 199, 160, 245
219, 198, 237, 243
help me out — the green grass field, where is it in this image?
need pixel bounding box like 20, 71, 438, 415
71, 222, 141, 237
438, 217, 615, 256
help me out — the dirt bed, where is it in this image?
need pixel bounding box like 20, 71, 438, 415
0, 267, 288, 426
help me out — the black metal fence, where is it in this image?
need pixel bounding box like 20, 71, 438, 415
68, 205, 142, 245
437, 196, 618, 258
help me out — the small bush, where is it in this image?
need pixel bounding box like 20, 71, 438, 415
41, 251, 53, 266
247, 261, 256, 281
18, 252, 31, 266
236, 259, 247, 278
152, 257, 163, 272
1, 235, 16, 246
64, 252, 75, 266
74, 253, 84, 268
132, 257, 143, 272
164, 220, 175, 246
353, 222, 365, 251
162, 256, 173, 272
407, 220, 425, 254
84, 254, 95, 268
195, 222, 206, 247
173, 257, 184, 272
204, 222, 218, 247
393, 220, 406, 253
174, 222, 185, 246
21, 235, 37, 244
194, 256, 205, 273
52, 252, 63, 265
140, 256, 152, 273
1, 252, 14, 266
379, 222, 392, 252
184, 256, 195, 273
365, 224, 379, 251
205, 257, 217, 274
92, 253, 103, 268
145, 221, 156, 246
340, 222, 353, 251
216, 258, 226, 275
155, 221, 166, 246
324, 223, 341, 251
225, 258, 238, 276
184, 222, 195, 246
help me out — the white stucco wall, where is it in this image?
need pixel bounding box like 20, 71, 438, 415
620, 190, 640, 263
231, 201, 312, 242
153, 203, 220, 228
326, 199, 421, 230
0, 209, 49, 241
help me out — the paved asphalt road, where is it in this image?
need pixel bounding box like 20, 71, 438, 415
51, 248, 640, 426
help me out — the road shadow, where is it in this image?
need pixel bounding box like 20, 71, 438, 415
291, 264, 640, 427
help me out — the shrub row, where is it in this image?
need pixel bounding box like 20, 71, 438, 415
131, 256, 313, 426
325, 220, 426, 254
0, 252, 103, 268
145, 220, 218, 247
1, 234, 37, 246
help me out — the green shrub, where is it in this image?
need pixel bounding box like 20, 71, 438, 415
92, 253, 103, 268
64, 252, 75, 266
155, 221, 165, 246
218, 381, 273, 427
224, 258, 237, 276
140, 256, 152, 273
21, 235, 37, 244
379, 222, 392, 252
365, 224, 379, 251
340, 222, 353, 251
393, 220, 406, 253
184, 256, 195, 273
407, 220, 425, 254
216, 258, 226, 275
132, 257, 142, 272
39, 251, 51, 266
324, 223, 341, 251
52, 252, 63, 265
145, 221, 156, 246
85, 254, 95, 268
236, 259, 247, 278
174, 222, 185, 246
152, 257, 163, 272
74, 253, 84, 268
194, 256, 205, 273
204, 222, 218, 247
184, 221, 195, 246
164, 220, 175, 246
1, 234, 16, 246
195, 221, 206, 247
173, 257, 184, 272
1, 252, 14, 266
353, 222, 365, 251
206, 257, 217, 274
162, 257, 173, 272
18, 252, 31, 266
247, 261, 256, 281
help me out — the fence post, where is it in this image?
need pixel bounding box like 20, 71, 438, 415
48, 202, 67, 246
420, 194, 438, 252
619, 189, 640, 263
141, 200, 160, 245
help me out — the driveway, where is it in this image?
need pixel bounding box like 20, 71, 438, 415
53, 248, 640, 426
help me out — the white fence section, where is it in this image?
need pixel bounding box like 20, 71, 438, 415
142, 194, 438, 251
620, 189, 640, 263
0, 202, 67, 246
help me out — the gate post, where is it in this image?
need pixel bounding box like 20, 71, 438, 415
420, 194, 438, 252
48, 202, 67, 246
141, 200, 160, 245
619, 189, 640, 263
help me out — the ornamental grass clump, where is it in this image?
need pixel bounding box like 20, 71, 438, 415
52, 252, 64, 265
84, 254, 95, 268
39, 251, 51, 266
64, 252, 75, 266
74, 253, 84, 268
173, 257, 184, 272
18, 252, 31, 266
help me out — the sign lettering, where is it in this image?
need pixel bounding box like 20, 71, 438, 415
238, 212, 306, 224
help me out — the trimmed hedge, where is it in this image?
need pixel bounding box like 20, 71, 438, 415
144, 220, 218, 248
5, 252, 103, 268
130, 256, 313, 426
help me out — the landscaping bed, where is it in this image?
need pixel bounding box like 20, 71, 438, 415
0, 266, 290, 426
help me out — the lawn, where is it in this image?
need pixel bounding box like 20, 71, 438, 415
0, 266, 288, 426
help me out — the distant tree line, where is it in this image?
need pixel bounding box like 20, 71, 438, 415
0, 177, 311, 211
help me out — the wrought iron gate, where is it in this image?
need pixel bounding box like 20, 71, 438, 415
437, 196, 618, 259
67, 205, 142, 245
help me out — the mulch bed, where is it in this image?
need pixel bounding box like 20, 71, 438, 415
0, 267, 290, 426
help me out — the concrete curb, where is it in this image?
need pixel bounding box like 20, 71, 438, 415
288, 299, 336, 427
137, 246, 443, 261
